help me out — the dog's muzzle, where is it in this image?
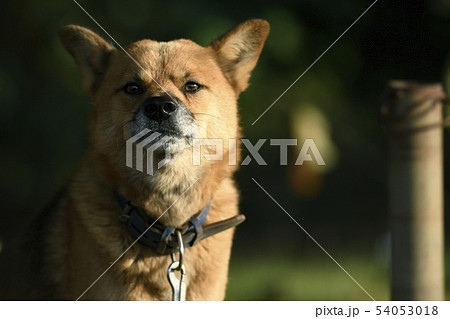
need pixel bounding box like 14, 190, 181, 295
132, 95, 196, 144
143, 97, 178, 124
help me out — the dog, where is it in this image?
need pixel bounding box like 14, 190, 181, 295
0, 19, 269, 300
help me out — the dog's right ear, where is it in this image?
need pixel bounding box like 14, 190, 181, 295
211, 19, 269, 95
59, 25, 115, 96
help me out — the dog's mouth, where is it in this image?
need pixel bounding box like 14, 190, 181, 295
123, 97, 198, 161
127, 119, 196, 155
154, 127, 186, 139
148, 129, 194, 150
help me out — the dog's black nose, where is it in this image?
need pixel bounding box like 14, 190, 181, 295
144, 97, 178, 123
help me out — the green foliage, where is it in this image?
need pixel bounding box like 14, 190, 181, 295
226, 252, 389, 300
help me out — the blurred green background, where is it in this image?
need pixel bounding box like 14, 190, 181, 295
1, 0, 450, 300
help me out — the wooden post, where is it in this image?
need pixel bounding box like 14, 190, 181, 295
382, 81, 446, 300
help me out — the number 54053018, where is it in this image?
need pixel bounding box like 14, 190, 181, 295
376, 305, 438, 316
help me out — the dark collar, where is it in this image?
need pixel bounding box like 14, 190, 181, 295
114, 190, 245, 255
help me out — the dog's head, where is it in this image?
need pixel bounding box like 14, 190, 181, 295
60, 20, 269, 188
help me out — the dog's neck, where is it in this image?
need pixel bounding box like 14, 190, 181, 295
87, 147, 235, 227
114, 189, 245, 255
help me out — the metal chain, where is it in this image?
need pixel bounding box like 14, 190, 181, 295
167, 230, 186, 301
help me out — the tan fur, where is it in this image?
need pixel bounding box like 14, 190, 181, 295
0, 20, 269, 300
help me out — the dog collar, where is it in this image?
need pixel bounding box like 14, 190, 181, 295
114, 190, 245, 255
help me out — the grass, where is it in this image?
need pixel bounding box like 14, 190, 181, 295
226, 250, 450, 300
226, 251, 390, 301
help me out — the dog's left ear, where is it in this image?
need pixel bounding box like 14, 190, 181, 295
59, 25, 115, 96
211, 19, 269, 94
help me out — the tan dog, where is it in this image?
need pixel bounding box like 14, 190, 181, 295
0, 20, 269, 300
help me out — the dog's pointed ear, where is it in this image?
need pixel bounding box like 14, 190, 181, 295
211, 19, 269, 94
59, 25, 115, 95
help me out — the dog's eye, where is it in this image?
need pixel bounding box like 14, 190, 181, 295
183, 81, 202, 93
123, 83, 143, 95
